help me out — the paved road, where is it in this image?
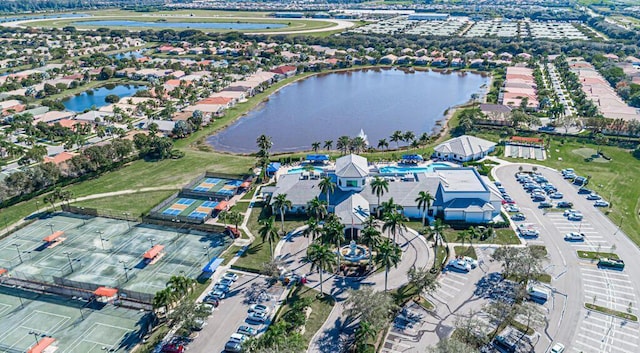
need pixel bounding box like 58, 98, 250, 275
495, 163, 640, 353
187, 272, 285, 353
274, 226, 431, 353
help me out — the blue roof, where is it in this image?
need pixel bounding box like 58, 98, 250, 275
306, 154, 329, 161
202, 258, 224, 273
402, 154, 424, 160
267, 162, 281, 172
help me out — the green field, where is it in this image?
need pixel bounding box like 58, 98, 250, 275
72, 190, 177, 217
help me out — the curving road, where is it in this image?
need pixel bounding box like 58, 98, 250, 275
273, 226, 431, 353
0, 15, 353, 35
494, 163, 640, 353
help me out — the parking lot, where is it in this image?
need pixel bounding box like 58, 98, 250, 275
495, 164, 640, 353
187, 271, 286, 353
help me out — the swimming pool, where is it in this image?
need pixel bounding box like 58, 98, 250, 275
287, 167, 325, 174
378, 163, 453, 174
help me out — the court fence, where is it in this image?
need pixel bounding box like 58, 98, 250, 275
61, 205, 141, 222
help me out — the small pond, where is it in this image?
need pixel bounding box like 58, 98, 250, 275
63, 84, 144, 112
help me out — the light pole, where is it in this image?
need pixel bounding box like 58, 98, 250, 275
203, 246, 209, 259
46, 223, 54, 235
63, 252, 75, 272
147, 237, 155, 248
29, 331, 40, 345
119, 260, 129, 282
122, 213, 131, 229
96, 231, 108, 250
35, 200, 40, 214
12, 244, 22, 264
17, 295, 24, 308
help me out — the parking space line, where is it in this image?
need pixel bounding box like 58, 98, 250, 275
438, 281, 460, 293
441, 277, 466, 286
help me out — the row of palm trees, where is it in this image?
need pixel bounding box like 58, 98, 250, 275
309, 130, 434, 155
152, 275, 196, 311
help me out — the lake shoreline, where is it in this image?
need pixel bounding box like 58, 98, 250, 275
206, 66, 491, 155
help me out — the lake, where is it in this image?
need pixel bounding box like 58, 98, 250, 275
207, 68, 489, 153
73, 20, 287, 30
63, 84, 144, 112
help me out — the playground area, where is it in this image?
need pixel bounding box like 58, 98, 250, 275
160, 197, 228, 221
0, 286, 148, 353
0, 214, 232, 301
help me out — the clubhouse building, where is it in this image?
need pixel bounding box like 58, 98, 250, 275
264, 154, 503, 233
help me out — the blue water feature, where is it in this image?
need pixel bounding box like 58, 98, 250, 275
0, 13, 89, 23
73, 20, 287, 30
63, 84, 144, 112
111, 50, 145, 60
378, 163, 454, 174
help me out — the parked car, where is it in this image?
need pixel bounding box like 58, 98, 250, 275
222, 272, 239, 282
578, 187, 592, 194
539, 201, 553, 208
202, 296, 220, 307
506, 205, 520, 212
210, 289, 226, 299
520, 229, 540, 237
212, 284, 230, 293
573, 176, 587, 185
494, 181, 502, 187
598, 258, 625, 270
511, 213, 526, 221
192, 318, 206, 331
201, 303, 215, 314
563, 209, 580, 217
563, 173, 576, 179
586, 193, 601, 200
462, 256, 478, 269
532, 195, 547, 202
247, 311, 268, 323
549, 192, 563, 199
224, 341, 242, 353
448, 259, 471, 272
561, 168, 574, 174
594, 200, 610, 207
229, 333, 247, 343
218, 278, 234, 287
548, 343, 565, 353
249, 304, 270, 314
557, 201, 573, 208
564, 232, 585, 241
237, 326, 258, 337
567, 213, 584, 221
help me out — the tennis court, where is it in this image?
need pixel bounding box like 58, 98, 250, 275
187, 176, 243, 196
0, 214, 232, 297
0, 286, 148, 353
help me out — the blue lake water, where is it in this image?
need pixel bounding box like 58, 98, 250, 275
111, 50, 145, 60
208, 68, 489, 153
74, 20, 287, 30
63, 85, 144, 112
0, 13, 88, 23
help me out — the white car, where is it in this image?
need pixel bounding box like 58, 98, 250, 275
462, 256, 478, 269
563, 209, 582, 217
506, 205, 520, 212
247, 311, 268, 323
448, 259, 471, 272
567, 213, 583, 221
564, 232, 585, 241
520, 229, 540, 237
594, 200, 610, 207
548, 343, 565, 353
249, 304, 270, 314
222, 272, 239, 282
229, 333, 247, 343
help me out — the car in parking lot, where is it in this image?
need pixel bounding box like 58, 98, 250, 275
548, 342, 565, 353
562, 173, 576, 179
586, 193, 601, 200
222, 272, 239, 282
594, 200, 610, 207
237, 325, 258, 337
218, 278, 234, 287
249, 304, 270, 314
247, 311, 268, 323
564, 232, 585, 241
549, 192, 563, 199
193, 318, 206, 331
532, 194, 546, 202
224, 341, 242, 353
567, 213, 584, 221
505, 205, 520, 212
538, 201, 553, 208
201, 303, 215, 314
202, 296, 220, 306
212, 284, 230, 293
557, 201, 573, 208
448, 259, 471, 272
563, 209, 581, 217
209, 289, 226, 299
520, 229, 540, 237
229, 333, 247, 343
511, 213, 526, 221
462, 256, 478, 269
598, 258, 625, 270
578, 187, 592, 194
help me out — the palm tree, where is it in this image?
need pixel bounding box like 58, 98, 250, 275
427, 218, 447, 268
370, 177, 389, 218
311, 141, 321, 152
323, 140, 333, 151
377, 138, 389, 150
272, 194, 292, 235
354, 321, 377, 351
415, 191, 434, 226
360, 223, 383, 264
258, 216, 279, 258
379, 197, 402, 218
256, 134, 273, 152
403, 131, 415, 143
322, 215, 345, 267
318, 176, 335, 208
167, 275, 194, 297
383, 211, 408, 243
390, 130, 403, 150
306, 196, 328, 221
303, 218, 322, 244
152, 288, 173, 310
306, 243, 336, 296
227, 209, 243, 231
336, 135, 351, 154
375, 239, 402, 292
456, 229, 471, 248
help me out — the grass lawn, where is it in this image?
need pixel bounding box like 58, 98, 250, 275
585, 303, 637, 321
577, 250, 619, 260
220, 245, 243, 266
72, 190, 176, 217
230, 202, 250, 214
278, 286, 335, 344
137, 324, 170, 353
442, 227, 520, 245
232, 238, 274, 273
454, 246, 477, 259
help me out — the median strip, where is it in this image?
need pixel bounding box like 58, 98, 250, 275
584, 303, 638, 322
